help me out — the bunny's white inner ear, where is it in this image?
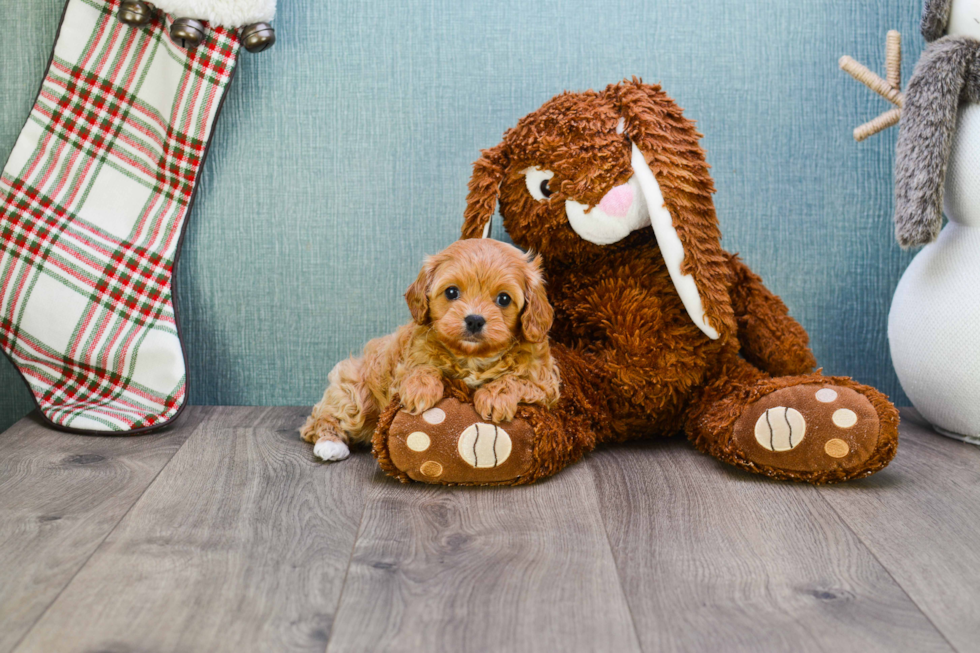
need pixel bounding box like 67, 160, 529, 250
481, 214, 492, 238
630, 143, 720, 340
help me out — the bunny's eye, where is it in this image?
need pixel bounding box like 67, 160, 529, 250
523, 167, 555, 202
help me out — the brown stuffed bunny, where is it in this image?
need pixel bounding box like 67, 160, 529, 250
373, 79, 899, 486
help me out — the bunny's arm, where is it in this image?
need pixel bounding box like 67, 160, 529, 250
727, 254, 816, 377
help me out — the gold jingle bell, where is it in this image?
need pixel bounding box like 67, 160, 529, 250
118, 1, 154, 26
171, 17, 207, 48
241, 23, 276, 53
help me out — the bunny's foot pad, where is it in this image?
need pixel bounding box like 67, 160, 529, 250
385, 398, 535, 485
731, 384, 882, 476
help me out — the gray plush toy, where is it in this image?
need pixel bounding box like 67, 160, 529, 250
844, 0, 980, 444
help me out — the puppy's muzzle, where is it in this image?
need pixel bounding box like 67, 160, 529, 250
464, 314, 486, 334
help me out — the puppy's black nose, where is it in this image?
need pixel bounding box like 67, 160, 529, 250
464, 314, 486, 334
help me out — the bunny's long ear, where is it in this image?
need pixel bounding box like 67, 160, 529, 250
461, 142, 509, 239
612, 79, 735, 341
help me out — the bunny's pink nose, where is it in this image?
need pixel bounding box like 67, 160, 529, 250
598, 183, 633, 217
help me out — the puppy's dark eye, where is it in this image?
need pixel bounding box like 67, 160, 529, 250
444, 286, 460, 300
496, 292, 512, 307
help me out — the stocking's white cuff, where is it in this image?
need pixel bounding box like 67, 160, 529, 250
151, 0, 276, 28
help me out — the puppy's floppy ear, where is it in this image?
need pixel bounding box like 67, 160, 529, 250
405, 255, 439, 325
610, 78, 736, 341
520, 253, 554, 343
461, 142, 509, 240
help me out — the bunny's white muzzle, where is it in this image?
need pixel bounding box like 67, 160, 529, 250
564, 176, 650, 245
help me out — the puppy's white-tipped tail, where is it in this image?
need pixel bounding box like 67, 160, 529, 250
314, 439, 350, 462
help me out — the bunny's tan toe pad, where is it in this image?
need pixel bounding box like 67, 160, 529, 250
387, 398, 535, 484
732, 384, 881, 474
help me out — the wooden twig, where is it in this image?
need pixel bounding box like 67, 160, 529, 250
840, 30, 904, 141
886, 30, 902, 89
854, 107, 902, 142
839, 56, 904, 107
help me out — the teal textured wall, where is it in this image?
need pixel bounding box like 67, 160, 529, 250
0, 0, 921, 432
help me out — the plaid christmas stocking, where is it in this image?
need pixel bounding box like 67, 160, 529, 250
0, 0, 271, 433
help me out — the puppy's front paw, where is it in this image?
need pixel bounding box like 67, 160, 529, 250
400, 375, 444, 414
474, 386, 520, 423
314, 438, 350, 462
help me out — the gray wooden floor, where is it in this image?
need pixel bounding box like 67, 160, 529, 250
1, 407, 978, 653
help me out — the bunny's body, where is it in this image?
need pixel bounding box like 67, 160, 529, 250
373, 80, 899, 486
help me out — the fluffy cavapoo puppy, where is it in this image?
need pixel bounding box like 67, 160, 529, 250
300, 238, 560, 461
